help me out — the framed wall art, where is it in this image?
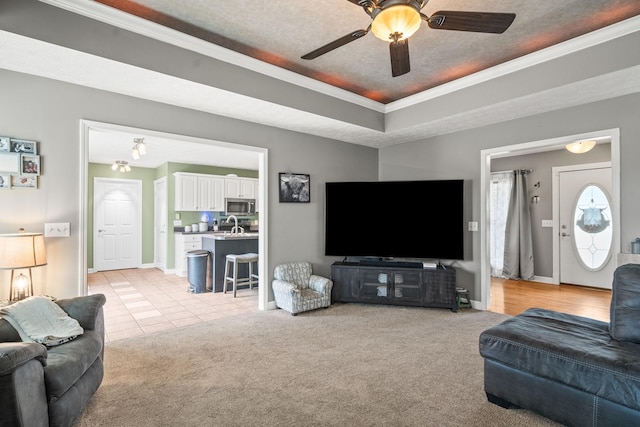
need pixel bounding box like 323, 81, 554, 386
0, 152, 20, 174
0, 174, 10, 189
279, 172, 310, 203
10, 139, 37, 154
11, 175, 38, 189
0, 136, 9, 152
20, 154, 40, 175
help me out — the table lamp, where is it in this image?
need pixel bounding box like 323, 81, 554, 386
0, 232, 47, 301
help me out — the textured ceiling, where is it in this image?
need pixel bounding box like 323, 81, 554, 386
2, 0, 640, 169
94, 0, 640, 103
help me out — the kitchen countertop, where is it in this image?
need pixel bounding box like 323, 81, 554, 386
201, 232, 259, 240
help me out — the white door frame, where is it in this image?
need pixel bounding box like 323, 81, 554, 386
80, 120, 270, 311
480, 128, 620, 310
93, 177, 143, 272
154, 177, 168, 271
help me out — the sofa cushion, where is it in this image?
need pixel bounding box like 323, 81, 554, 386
610, 263, 640, 343
480, 308, 640, 411
43, 329, 103, 402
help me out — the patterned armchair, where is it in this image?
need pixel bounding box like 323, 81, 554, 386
272, 262, 333, 315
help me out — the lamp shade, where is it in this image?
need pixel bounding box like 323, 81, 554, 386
371, 4, 422, 41
0, 233, 47, 270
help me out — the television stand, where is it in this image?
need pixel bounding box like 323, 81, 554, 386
357, 259, 423, 269
330, 262, 457, 311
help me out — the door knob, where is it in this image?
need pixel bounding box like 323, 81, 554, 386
561, 232, 570, 237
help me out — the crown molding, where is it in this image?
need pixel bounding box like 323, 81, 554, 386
37, 1, 640, 116
38, 0, 386, 112
386, 14, 640, 112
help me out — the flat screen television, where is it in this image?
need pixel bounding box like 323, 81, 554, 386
325, 180, 464, 260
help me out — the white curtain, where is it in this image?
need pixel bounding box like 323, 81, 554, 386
490, 172, 513, 277
502, 170, 535, 280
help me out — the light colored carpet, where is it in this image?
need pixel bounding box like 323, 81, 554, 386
75, 303, 559, 426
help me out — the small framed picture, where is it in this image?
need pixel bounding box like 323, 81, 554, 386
0, 174, 10, 189
0, 136, 10, 152
10, 139, 37, 154
20, 154, 40, 176
279, 172, 310, 203
0, 152, 20, 174
11, 175, 38, 189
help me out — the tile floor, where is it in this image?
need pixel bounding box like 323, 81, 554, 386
88, 268, 259, 342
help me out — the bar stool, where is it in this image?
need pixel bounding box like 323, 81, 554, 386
224, 253, 259, 297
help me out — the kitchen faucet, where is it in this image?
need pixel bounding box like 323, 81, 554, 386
226, 215, 243, 234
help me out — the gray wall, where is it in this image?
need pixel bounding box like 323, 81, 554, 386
380, 93, 640, 299
0, 69, 378, 299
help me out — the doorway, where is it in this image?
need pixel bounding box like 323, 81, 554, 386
480, 128, 620, 310
154, 177, 168, 271
80, 120, 270, 310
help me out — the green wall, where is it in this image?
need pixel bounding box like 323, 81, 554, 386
87, 162, 258, 270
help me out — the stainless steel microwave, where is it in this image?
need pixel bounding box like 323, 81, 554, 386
225, 198, 256, 216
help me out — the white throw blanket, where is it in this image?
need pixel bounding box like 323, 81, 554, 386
0, 296, 83, 347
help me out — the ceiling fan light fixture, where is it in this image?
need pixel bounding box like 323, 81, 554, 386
371, 4, 421, 41
566, 140, 596, 154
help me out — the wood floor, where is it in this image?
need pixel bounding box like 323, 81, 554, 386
489, 277, 612, 322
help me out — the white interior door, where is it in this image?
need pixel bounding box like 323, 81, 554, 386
559, 166, 614, 289
94, 178, 142, 272
154, 177, 167, 270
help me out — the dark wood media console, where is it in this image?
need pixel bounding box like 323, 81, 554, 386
331, 262, 457, 311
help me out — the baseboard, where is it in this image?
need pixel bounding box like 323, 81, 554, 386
532, 275, 554, 284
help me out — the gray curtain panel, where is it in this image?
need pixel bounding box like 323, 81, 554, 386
502, 170, 534, 280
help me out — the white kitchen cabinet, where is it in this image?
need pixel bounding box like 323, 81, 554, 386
225, 177, 256, 199
198, 175, 225, 211
175, 173, 198, 211
174, 172, 224, 211
174, 233, 203, 277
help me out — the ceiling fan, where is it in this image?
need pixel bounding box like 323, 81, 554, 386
301, 0, 516, 77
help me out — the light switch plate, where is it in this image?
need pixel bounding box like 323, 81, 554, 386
541, 220, 553, 228
468, 221, 478, 232
45, 222, 70, 237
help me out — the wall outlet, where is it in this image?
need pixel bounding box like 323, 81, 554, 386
45, 222, 70, 237
468, 221, 478, 232
173, 219, 182, 226
541, 220, 553, 228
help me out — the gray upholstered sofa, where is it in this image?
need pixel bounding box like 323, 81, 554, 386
0, 293, 106, 427
479, 264, 640, 426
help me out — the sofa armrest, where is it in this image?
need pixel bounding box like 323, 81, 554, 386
272, 280, 300, 295
0, 342, 47, 376
56, 294, 106, 331
309, 275, 333, 296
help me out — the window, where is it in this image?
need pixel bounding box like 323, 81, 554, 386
572, 184, 612, 270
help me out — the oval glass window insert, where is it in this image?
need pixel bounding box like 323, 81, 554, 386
572, 184, 613, 271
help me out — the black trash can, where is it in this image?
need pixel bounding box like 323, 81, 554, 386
187, 250, 211, 293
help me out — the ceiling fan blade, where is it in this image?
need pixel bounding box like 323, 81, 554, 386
427, 11, 516, 34
301, 29, 368, 60
389, 39, 410, 77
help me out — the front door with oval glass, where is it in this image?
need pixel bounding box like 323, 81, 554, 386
559, 167, 614, 289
